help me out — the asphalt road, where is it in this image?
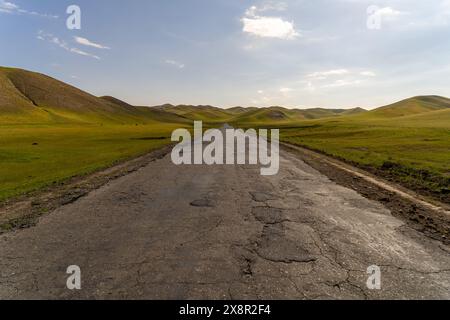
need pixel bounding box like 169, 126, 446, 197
0, 142, 449, 299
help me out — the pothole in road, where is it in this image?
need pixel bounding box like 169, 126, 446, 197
252, 207, 287, 224
256, 225, 317, 264
190, 199, 216, 208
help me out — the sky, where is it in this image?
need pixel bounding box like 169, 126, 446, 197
1, 0, 450, 109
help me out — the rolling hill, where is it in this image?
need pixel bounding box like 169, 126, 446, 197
1, 66, 371, 125
225, 106, 367, 125
0, 67, 188, 125
152, 104, 234, 122
2, 67, 450, 127
100, 96, 191, 124
367, 96, 450, 118
0, 67, 51, 123
226, 106, 258, 114
152, 104, 367, 125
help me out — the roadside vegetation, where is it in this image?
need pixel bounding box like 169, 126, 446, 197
0, 124, 181, 202
278, 108, 450, 203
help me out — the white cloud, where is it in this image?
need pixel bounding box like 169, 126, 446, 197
37, 31, 100, 60
245, 2, 288, 16
0, 1, 17, 13
242, 4, 299, 40
301, 68, 375, 92
375, 7, 407, 19
70, 48, 100, 60
165, 59, 185, 69
0, 0, 58, 18
308, 69, 349, 79
261, 1, 288, 12
369, 2, 450, 29
74, 37, 110, 50
322, 79, 361, 88
242, 16, 299, 40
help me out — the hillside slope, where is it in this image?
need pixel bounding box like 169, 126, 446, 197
153, 104, 233, 122
367, 96, 450, 118
0, 67, 187, 125
100, 96, 192, 124
0, 68, 53, 122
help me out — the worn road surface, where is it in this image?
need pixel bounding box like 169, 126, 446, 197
0, 142, 449, 299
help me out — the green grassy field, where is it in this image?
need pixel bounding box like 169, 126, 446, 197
0, 123, 181, 202
278, 109, 450, 200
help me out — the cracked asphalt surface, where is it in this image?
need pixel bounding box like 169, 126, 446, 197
0, 143, 449, 299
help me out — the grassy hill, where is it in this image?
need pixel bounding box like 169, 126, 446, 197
230, 107, 294, 123
226, 106, 258, 114
99, 96, 192, 124
0, 67, 188, 125
152, 104, 234, 123
0, 67, 189, 202
366, 96, 450, 118
4, 66, 367, 126
0, 68, 52, 123
152, 103, 367, 125
226, 106, 367, 126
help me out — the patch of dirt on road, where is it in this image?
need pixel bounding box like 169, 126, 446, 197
282, 144, 450, 245
0, 145, 173, 234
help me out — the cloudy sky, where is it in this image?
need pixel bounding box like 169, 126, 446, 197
1, 0, 450, 109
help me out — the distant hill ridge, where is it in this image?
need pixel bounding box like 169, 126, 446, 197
152, 103, 368, 123
1, 67, 449, 125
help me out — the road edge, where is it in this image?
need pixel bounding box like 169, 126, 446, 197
0, 145, 173, 234
282, 142, 450, 245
